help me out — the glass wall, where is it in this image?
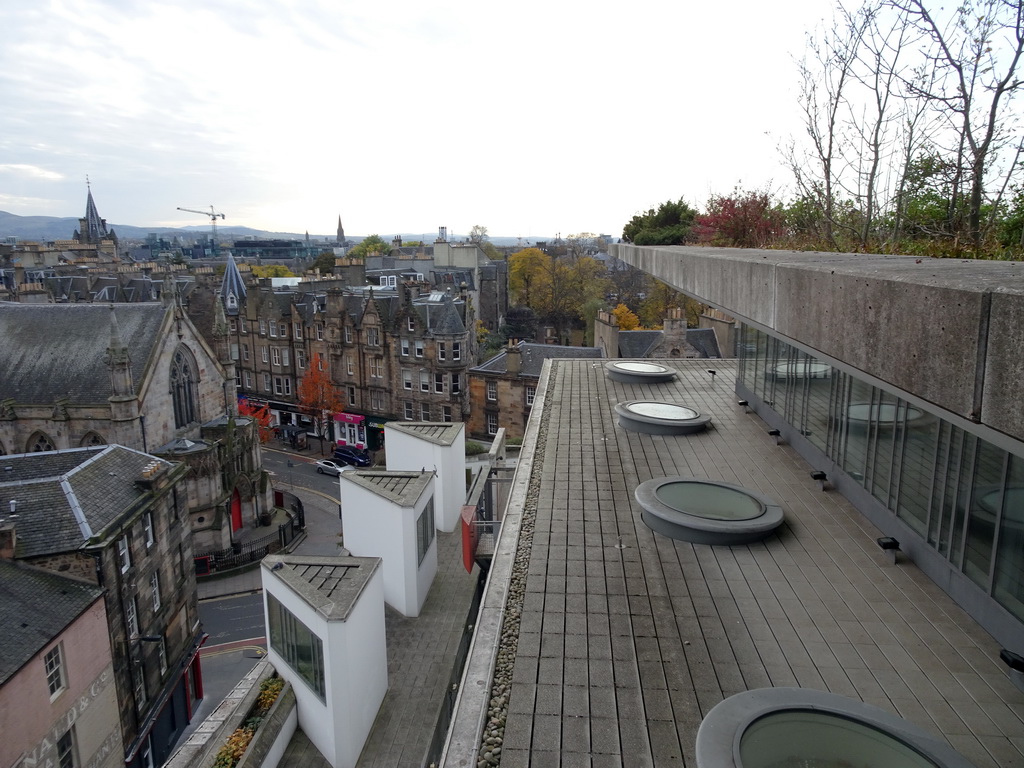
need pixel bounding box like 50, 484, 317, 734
739, 325, 1024, 624
267, 593, 326, 700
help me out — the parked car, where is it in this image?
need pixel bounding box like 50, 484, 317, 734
332, 445, 372, 467
315, 459, 351, 476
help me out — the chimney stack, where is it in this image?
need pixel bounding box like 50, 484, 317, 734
505, 340, 522, 376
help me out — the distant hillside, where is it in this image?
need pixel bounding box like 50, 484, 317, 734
0, 211, 331, 242
0, 211, 552, 248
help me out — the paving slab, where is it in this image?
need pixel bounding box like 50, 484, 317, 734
455, 359, 1024, 767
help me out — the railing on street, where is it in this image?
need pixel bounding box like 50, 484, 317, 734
193, 491, 305, 576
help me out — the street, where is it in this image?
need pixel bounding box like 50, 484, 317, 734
261, 446, 343, 499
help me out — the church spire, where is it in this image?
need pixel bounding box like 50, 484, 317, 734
219, 251, 247, 314
79, 179, 109, 244
337, 215, 345, 245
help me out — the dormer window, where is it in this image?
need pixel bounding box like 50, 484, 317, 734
227, 293, 237, 309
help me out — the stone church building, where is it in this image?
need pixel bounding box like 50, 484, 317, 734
0, 294, 266, 552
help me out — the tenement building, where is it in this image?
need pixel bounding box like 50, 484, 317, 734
0, 446, 202, 768
211, 255, 475, 451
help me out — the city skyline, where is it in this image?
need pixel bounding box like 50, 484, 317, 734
1, 0, 827, 239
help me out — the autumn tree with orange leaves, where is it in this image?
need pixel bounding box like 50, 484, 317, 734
297, 355, 344, 455
238, 398, 274, 443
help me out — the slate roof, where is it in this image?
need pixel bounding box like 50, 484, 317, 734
342, 471, 433, 507
0, 559, 104, 686
263, 554, 381, 621
618, 329, 663, 357
0, 303, 167, 404
473, 342, 603, 377
687, 327, 722, 358
386, 422, 463, 447
0, 445, 175, 558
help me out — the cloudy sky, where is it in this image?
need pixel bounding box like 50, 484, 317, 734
0, 0, 830, 239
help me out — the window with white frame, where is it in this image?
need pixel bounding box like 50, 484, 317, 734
453, 341, 462, 361
404, 401, 414, 420
344, 325, 353, 343
526, 386, 536, 406
158, 638, 168, 676
56, 728, 76, 768
272, 348, 281, 366
451, 374, 461, 395
274, 377, 291, 396
442, 405, 452, 422
438, 342, 447, 361
415, 340, 424, 358
416, 498, 435, 564
269, 322, 277, 338
243, 371, 253, 389
420, 371, 429, 392
242, 344, 250, 361
230, 343, 239, 360
420, 403, 430, 420
401, 338, 409, 356
296, 350, 306, 369
44, 645, 66, 697
403, 370, 413, 390
346, 386, 357, 407
486, 380, 497, 401
150, 572, 161, 611
316, 323, 324, 341
279, 322, 287, 337
126, 596, 139, 637
143, 512, 154, 548
263, 373, 272, 392
294, 322, 303, 340
347, 356, 354, 376
282, 349, 290, 367
366, 326, 380, 346
235, 368, 241, 387
240, 318, 248, 333
259, 319, 266, 335
117, 534, 131, 573
407, 317, 415, 332
317, 355, 324, 371
133, 662, 147, 708
229, 318, 237, 333
262, 346, 269, 363
434, 373, 445, 394
370, 391, 384, 410
487, 413, 498, 435
370, 358, 383, 379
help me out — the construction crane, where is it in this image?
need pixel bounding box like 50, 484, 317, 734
177, 205, 226, 256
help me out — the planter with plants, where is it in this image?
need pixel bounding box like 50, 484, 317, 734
212, 676, 287, 768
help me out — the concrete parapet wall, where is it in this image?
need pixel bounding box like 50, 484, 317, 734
613, 244, 1024, 442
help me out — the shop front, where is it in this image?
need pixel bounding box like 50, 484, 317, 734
335, 413, 389, 451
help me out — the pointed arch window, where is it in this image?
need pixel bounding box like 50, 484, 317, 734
80, 432, 106, 447
170, 345, 200, 428
29, 432, 55, 452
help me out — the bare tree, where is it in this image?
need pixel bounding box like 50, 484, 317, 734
894, 0, 1024, 250
787, 6, 873, 247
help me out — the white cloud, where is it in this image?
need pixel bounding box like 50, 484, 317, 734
0, 0, 828, 236
0, 165, 64, 181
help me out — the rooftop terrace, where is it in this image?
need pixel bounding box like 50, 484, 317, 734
444, 358, 1024, 767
